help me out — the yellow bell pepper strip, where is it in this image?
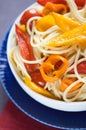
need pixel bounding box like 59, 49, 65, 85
24, 76, 57, 99
20, 25, 26, 32
47, 23, 86, 47
42, 2, 68, 16
60, 78, 83, 92
40, 55, 68, 82
36, 14, 56, 31
51, 12, 80, 32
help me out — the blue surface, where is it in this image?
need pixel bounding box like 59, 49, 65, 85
0, 28, 86, 130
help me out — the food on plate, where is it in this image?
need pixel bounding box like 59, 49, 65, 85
9, 0, 86, 102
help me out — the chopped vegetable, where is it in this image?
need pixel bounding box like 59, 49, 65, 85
15, 24, 38, 73
37, 0, 60, 6
30, 69, 46, 87
75, 0, 85, 7
37, 0, 85, 7
36, 14, 56, 31
20, 8, 41, 25
60, 78, 83, 92
42, 2, 68, 16
70, 61, 86, 74
51, 12, 80, 32
24, 76, 57, 99
20, 25, 26, 32
40, 55, 68, 82
47, 23, 86, 47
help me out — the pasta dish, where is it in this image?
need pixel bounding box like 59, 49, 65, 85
9, 0, 86, 102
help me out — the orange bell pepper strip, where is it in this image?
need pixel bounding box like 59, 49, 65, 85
40, 55, 68, 82
51, 12, 80, 32
36, 14, 56, 31
24, 76, 57, 99
42, 2, 68, 16
47, 23, 86, 47
60, 78, 83, 92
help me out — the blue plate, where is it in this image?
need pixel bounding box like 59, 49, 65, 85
0, 28, 86, 130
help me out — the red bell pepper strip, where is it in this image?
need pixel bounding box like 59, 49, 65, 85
37, 0, 60, 6
70, 61, 86, 74
37, 0, 85, 7
75, 0, 86, 7
20, 8, 41, 25
30, 69, 46, 87
15, 24, 38, 73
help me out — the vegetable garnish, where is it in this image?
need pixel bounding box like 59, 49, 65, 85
60, 78, 83, 92
20, 25, 26, 32
36, 14, 56, 31
70, 61, 86, 74
47, 23, 86, 47
15, 24, 38, 73
37, 0, 85, 8
40, 55, 68, 82
37, 0, 61, 6
20, 8, 41, 25
42, 2, 68, 16
24, 76, 57, 99
51, 12, 80, 32
30, 69, 46, 87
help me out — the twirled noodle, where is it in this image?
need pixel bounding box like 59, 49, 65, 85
10, 46, 31, 79
66, 0, 86, 23
10, 0, 86, 102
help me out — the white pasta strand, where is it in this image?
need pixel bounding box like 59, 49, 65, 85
63, 79, 83, 102
37, 44, 76, 55
26, 16, 41, 35
12, 47, 31, 79
66, 0, 86, 23
44, 80, 62, 99
74, 49, 86, 83
19, 52, 46, 64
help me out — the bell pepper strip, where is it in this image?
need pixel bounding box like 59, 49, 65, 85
37, 0, 61, 6
24, 76, 57, 99
70, 61, 86, 74
60, 78, 83, 92
15, 24, 38, 73
20, 8, 41, 25
36, 14, 56, 31
20, 25, 26, 32
42, 2, 68, 16
40, 55, 68, 82
47, 23, 86, 47
75, 0, 86, 7
37, 0, 85, 8
30, 69, 46, 87
51, 12, 80, 32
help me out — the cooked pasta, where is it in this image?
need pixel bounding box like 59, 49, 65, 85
9, 0, 86, 102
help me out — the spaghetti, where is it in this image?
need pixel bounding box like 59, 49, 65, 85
9, 0, 86, 102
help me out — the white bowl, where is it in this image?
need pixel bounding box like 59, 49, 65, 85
7, 2, 86, 112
